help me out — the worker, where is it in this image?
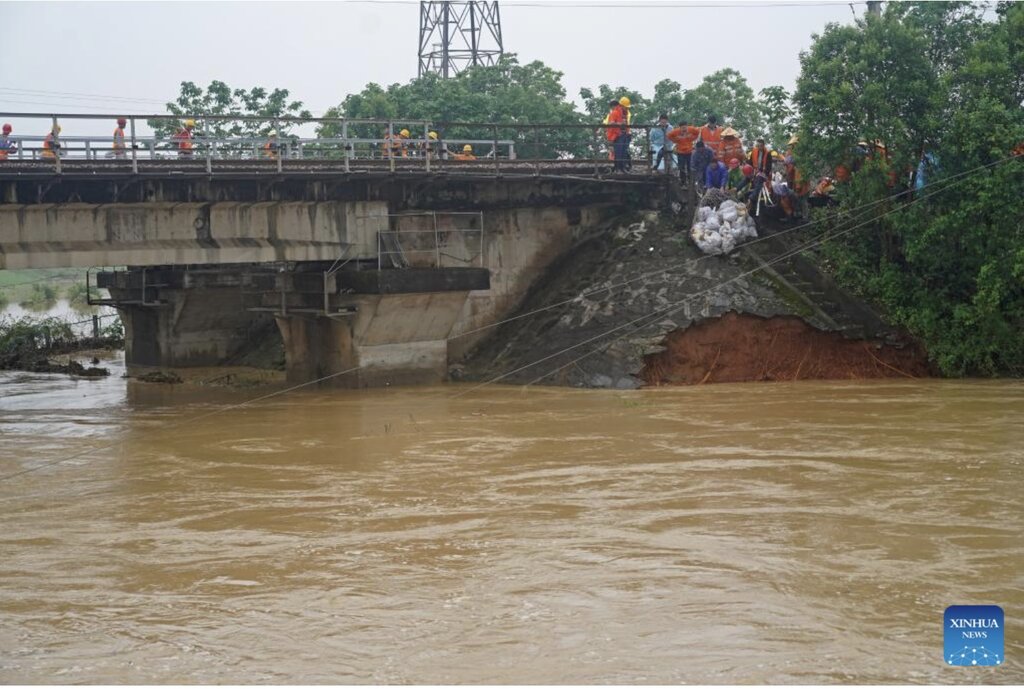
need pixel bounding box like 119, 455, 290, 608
690, 139, 713, 189
607, 96, 632, 172
112, 117, 127, 159
667, 119, 699, 183
422, 131, 441, 158
454, 144, 476, 161
0, 123, 16, 161
704, 156, 728, 190
726, 158, 744, 190
172, 119, 195, 157
384, 128, 410, 158
719, 127, 745, 167
698, 114, 722, 159
41, 123, 61, 160
263, 129, 280, 159
747, 138, 772, 211
650, 114, 672, 172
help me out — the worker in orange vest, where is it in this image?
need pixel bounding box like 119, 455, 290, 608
172, 119, 195, 157
0, 123, 16, 161
666, 119, 699, 183
263, 129, 280, 159
607, 97, 632, 172
383, 128, 410, 158
41, 123, 61, 160
112, 117, 127, 159
719, 127, 745, 168
699, 114, 722, 159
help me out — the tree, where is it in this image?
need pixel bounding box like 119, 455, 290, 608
678, 69, 765, 143
758, 85, 796, 150
794, 3, 1024, 376
148, 80, 312, 139
320, 55, 588, 158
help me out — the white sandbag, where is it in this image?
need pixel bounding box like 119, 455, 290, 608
697, 206, 713, 222
721, 235, 736, 254
721, 205, 738, 223
705, 214, 721, 231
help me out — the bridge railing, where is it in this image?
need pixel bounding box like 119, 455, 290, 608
0, 112, 670, 176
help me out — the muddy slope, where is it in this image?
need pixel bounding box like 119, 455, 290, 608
458, 212, 928, 388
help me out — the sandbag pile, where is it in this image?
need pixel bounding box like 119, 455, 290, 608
690, 199, 758, 255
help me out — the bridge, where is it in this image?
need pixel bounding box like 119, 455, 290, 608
0, 113, 673, 386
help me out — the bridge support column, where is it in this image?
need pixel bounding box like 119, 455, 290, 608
275, 316, 359, 388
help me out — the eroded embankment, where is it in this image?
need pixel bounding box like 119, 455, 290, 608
641, 312, 932, 385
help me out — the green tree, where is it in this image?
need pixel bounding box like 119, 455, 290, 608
794, 3, 1024, 376
321, 55, 588, 158
148, 80, 312, 139
678, 69, 765, 143
758, 85, 796, 150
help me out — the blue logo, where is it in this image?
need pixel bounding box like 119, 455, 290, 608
945, 605, 1003, 666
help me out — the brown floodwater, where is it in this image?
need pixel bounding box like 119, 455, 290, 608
1, 354, 1022, 683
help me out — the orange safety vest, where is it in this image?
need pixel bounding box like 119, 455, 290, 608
666, 125, 699, 154
173, 128, 193, 152
720, 136, 745, 165
0, 136, 13, 160
113, 127, 125, 151
750, 146, 770, 171
42, 132, 58, 159
699, 125, 722, 156
263, 140, 278, 159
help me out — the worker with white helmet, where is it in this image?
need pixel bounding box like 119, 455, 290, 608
263, 129, 280, 159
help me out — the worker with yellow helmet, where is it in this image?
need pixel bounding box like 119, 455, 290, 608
173, 118, 196, 157
606, 96, 632, 171
454, 143, 476, 161
41, 122, 62, 160
384, 127, 410, 158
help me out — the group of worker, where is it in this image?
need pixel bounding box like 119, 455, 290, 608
0, 121, 70, 160
382, 128, 477, 160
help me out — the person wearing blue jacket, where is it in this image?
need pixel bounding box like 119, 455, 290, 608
704, 158, 728, 189
650, 114, 674, 172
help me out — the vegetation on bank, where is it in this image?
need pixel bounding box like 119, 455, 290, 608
796, 2, 1023, 376
0, 315, 123, 375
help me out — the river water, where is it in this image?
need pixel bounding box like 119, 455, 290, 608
1, 359, 1022, 683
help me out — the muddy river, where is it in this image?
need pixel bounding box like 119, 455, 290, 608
1, 358, 1021, 683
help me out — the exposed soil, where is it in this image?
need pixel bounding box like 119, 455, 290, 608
641, 312, 932, 386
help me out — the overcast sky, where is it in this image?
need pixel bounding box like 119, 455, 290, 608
1, 0, 869, 136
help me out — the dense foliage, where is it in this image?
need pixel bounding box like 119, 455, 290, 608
148, 81, 312, 138
795, 1, 1023, 376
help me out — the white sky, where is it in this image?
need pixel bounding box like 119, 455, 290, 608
1, 0, 869, 137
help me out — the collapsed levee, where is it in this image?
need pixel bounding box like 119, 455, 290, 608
458, 211, 931, 388
641, 312, 930, 385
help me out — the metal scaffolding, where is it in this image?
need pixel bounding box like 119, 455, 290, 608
418, 1, 504, 78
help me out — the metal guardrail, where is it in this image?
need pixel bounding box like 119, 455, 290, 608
0, 112, 665, 177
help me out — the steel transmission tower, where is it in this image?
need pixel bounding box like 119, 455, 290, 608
418, 1, 504, 78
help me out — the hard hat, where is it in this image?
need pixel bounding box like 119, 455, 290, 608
721, 126, 739, 138
787, 134, 799, 145
184, 119, 196, 128
462, 144, 473, 152
618, 96, 631, 108
1, 123, 11, 133
268, 129, 278, 137
117, 117, 127, 126
54, 124, 62, 133
741, 164, 754, 176
399, 128, 410, 137
428, 131, 438, 140
771, 150, 780, 159
728, 158, 740, 169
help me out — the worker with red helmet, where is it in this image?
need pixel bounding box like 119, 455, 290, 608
0, 123, 16, 161
113, 117, 128, 159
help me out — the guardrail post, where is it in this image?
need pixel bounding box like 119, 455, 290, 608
276, 122, 283, 174
85, 140, 91, 160
51, 115, 61, 175
129, 117, 138, 174
433, 212, 440, 268
388, 121, 395, 173
424, 123, 431, 173
343, 121, 350, 172
492, 125, 499, 175
204, 115, 212, 174
533, 128, 540, 176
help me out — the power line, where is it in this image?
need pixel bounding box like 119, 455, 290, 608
0, 87, 169, 106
